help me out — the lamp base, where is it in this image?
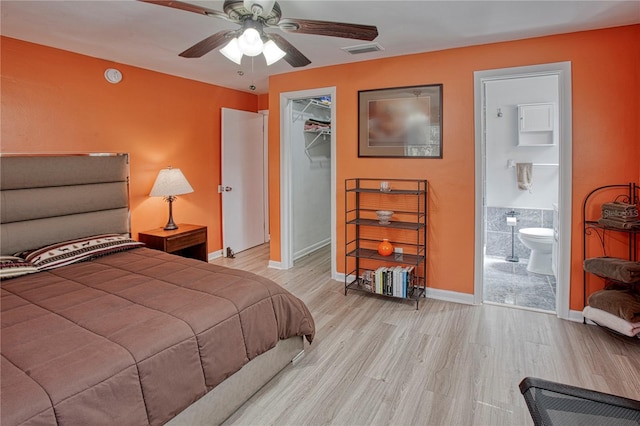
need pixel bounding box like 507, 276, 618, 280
164, 222, 178, 231
164, 197, 179, 231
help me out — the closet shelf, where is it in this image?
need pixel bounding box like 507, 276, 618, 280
294, 98, 331, 122
304, 129, 331, 134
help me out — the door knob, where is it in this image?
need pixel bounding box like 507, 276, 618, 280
224, 186, 232, 192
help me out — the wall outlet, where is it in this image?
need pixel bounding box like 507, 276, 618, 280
394, 247, 403, 253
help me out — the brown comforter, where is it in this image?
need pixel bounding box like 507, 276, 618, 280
1, 248, 315, 426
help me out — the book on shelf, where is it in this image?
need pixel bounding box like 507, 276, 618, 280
366, 265, 416, 297
360, 269, 373, 292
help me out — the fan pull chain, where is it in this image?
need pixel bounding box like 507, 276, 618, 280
249, 56, 256, 91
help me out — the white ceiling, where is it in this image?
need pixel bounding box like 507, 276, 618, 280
2, 1, 639, 94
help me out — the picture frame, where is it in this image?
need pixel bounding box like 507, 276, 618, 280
358, 84, 443, 158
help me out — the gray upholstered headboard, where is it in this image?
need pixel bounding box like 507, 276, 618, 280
0, 154, 130, 256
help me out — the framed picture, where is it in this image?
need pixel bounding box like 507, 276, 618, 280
358, 84, 443, 158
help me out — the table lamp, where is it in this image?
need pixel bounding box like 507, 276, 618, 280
150, 167, 194, 230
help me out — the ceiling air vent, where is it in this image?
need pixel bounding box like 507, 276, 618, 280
342, 43, 384, 55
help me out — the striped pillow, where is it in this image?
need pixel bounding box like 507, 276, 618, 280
0, 256, 39, 279
19, 234, 144, 271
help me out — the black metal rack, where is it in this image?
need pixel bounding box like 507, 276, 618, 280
582, 182, 639, 315
344, 178, 427, 309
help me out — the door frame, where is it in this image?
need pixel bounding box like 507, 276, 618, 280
279, 87, 337, 277
259, 109, 269, 243
473, 62, 572, 319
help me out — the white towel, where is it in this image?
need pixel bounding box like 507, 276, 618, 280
583, 306, 640, 337
516, 162, 533, 192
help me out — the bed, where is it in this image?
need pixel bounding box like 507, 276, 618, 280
0, 154, 315, 426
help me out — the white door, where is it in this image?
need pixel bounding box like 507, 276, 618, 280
221, 108, 265, 256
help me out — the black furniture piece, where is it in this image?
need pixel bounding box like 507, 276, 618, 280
344, 178, 428, 309
519, 377, 640, 426
582, 183, 639, 317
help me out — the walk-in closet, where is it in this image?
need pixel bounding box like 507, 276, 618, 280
291, 96, 332, 261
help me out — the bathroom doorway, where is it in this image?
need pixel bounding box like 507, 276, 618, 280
473, 63, 572, 318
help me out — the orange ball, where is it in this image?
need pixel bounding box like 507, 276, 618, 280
377, 239, 393, 256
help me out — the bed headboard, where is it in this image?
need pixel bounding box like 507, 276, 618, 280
0, 154, 130, 256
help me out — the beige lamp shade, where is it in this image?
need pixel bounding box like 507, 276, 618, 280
150, 167, 193, 197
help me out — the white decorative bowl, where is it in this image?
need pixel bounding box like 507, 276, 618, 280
375, 210, 394, 224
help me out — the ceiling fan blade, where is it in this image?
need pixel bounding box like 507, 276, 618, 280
277, 19, 378, 41
179, 30, 236, 58
139, 0, 230, 21
268, 34, 311, 68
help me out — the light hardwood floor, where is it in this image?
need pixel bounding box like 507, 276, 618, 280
212, 244, 640, 426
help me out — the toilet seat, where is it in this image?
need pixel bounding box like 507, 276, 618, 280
519, 227, 553, 241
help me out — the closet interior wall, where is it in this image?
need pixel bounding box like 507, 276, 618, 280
291, 98, 332, 260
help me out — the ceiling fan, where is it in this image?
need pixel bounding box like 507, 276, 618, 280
141, 0, 379, 67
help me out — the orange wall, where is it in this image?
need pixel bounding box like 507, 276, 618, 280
267, 25, 640, 311
2, 25, 638, 312
258, 94, 269, 111
1, 37, 258, 253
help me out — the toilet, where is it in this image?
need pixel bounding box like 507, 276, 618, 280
518, 228, 554, 275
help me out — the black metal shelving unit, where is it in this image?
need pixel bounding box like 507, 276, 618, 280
344, 178, 427, 309
582, 182, 639, 321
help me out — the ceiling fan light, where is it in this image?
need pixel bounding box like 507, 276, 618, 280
263, 40, 286, 65
238, 28, 264, 56
220, 38, 243, 64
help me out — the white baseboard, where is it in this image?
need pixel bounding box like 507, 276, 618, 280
293, 238, 331, 261
268, 260, 284, 270
425, 287, 475, 305
568, 309, 585, 323
207, 250, 223, 262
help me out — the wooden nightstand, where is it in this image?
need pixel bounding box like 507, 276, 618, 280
138, 224, 208, 262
